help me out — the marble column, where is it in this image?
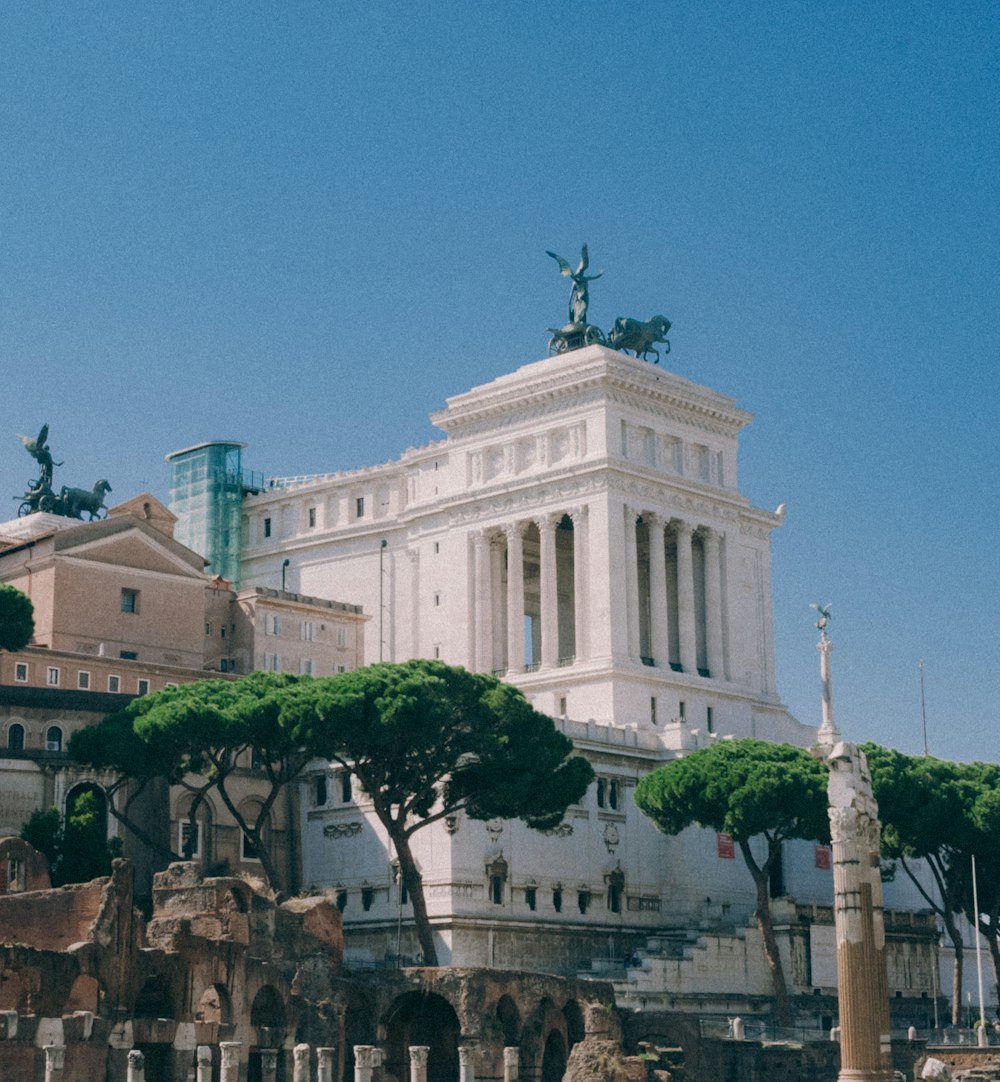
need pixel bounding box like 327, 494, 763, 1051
221, 1042, 241, 1082
624, 507, 639, 660
126, 1050, 144, 1082
702, 528, 724, 679
571, 505, 588, 663
317, 1047, 337, 1082
505, 524, 525, 674
474, 530, 492, 672
502, 1047, 519, 1082
674, 521, 697, 674
409, 1045, 429, 1082
260, 1048, 279, 1082
647, 513, 670, 667
197, 1046, 213, 1082
458, 1044, 477, 1082
539, 515, 559, 668
44, 1045, 65, 1082
355, 1045, 380, 1082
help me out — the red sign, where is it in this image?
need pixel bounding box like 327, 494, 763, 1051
815, 845, 831, 870
716, 833, 735, 859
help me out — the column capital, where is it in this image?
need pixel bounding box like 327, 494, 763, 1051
355, 1046, 381, 1069
568, 503, 588, 523
503, 1048, 520, 1068
536, 512, 559, 534
221, 1043, 242, 1068
457, 1045, 479, 1066
504, 520, 525, 542
259, 1049, 279, 1071
409, 1047, 430, 1068
672, 518, 693, 538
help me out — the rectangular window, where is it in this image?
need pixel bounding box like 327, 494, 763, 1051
336, 664, 346, 673
341, 773, 352, 803
308, 507, 316, 528
120, 589, 139, 614
77, 671, 91, 690
119, 650, 138, 661
300, 657, 314, 675
108, 675, 121, 693
137, 679, 150, 695
559, 696, 567, 716
553, 887, 562, 913
46, 667, 60, 686
597, 779, 606, 808
490, 875, 504, 905
525, 886, 537, 911
609, 780, 619, 810
433, 645, 440, 659
706, 706, 714, 733
313, 774, 328, 806
264, 653, 280, 672
577, 890, 590, 914
362, 886, 374, 911
355, 496, 365, 518
433, 541, 440, 554
301, 621, 315, 641
266, 614, 282, 636
433, 592, 441, 607
205, 622, 212, 636
178, 821, 202, 859
263, 517, 272, 538
220, 626, 226, 639
335, 627, 347, 648
650, 696, 657, 725
14, 663, 28, 682
678, 700, 686, 721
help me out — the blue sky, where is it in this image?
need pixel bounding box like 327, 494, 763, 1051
1, 2, 997, 762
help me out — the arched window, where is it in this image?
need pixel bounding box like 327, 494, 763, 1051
8, 724, 24, 752
46, 726, 63, 752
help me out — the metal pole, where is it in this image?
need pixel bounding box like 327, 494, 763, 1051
972, 855, 988, 1045
919, 659, 928, 756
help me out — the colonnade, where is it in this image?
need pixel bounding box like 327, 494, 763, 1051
470, 502, 728, 681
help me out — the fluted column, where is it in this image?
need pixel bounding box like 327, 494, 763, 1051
674, 521, 697, 674
624, 507, 639, 660
458, 1044, 477, 1082
125, 1050, 143, 1082
702, 529, 724, 679
260, 1049, 279, 1082
317, 1047, 337, 1082
198, 1046, 213, 1082
355, 1045, 380, 1082
505, 524, 525, 674
474, 530, 492, 672
647, 513, 670, 667
409, 1046, 429, 1082
503, 1047, 520, 1082
539, 515, 559, 668
571, 505, 588, 663
221, 1043, 241, 1082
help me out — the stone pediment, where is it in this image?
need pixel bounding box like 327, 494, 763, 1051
54, 520, 207, 579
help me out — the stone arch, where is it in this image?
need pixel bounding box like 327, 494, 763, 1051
197, 983, 232, 1024
384, 991, 460, 1082
523, 998, 567, 1082
496, 995, 521, 1046
66, 974, 101, 1013
250, 984, 287, 1029
7, 721, 25, 751
134, 975, 174, 1019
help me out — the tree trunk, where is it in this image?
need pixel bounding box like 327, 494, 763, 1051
741, 841, 791, 1027
392, 830, 438, 966
943, 914, 965, 1027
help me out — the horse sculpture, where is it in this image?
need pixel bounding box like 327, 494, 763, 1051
607, 315, 672, 363
60, 480, 112, 521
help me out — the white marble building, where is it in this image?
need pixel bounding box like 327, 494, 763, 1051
227, 344, 865, 974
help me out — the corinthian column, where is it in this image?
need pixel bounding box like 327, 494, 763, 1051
624, 507, 639, 660
702, 528, 724, 679
317, 1047, 337, 1082
505, 524, 525, 674
571, 506, 588, 663
458, 1044, 477, 1082
197, 1046, 213, 1082
539, 515, 559, 668
673, 521, 696, 674
473, 530, 492, 673
409, 1046, 430, 1082
647, 513, 670, 667
354, 1046, 380, 1082
220, 1043, 241, 1082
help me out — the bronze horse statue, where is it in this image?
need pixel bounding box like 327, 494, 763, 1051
60, 479, 112, 520
608, 315, 671, 363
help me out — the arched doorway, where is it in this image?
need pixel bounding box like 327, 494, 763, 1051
384, 992, 460, 1082
540, 1030, 566, 1082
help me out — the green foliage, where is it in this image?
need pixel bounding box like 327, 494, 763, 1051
293, 660, 594, 833
634, 738, 830, 846
20, 791, 117, 886
0, 584, 34, 652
